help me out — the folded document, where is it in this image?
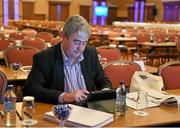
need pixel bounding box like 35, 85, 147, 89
126, 90, 180, 109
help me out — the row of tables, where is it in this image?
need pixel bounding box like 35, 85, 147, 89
0, 65, 158, 83
0, 89, 179, 127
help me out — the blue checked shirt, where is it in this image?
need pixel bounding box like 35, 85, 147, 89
61, 44, 86, 93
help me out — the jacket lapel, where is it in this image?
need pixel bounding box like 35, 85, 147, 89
55, 44, 64, 91
81, 57, 91, 90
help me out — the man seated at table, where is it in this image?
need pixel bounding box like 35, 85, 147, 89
23, 15, 112, 105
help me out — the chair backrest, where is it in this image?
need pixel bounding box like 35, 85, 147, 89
158, 61, 180, 90
153, 33, 166, 43
0, 33, 5, 39
51, 37, 62, 45
96, 46, 121, 63
0, 38, 16, 51
36, 32, 54, 42
168, 33, 176, 42
4, 45, 39, 67
0, 71, 7, 103
22, 37, 45, 51
137, 33, 151, 43
22, 29, 37, 38
9, 32, 27, 40
103, 60, 141, 89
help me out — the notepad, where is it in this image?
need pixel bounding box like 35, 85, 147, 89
44, 104, 114, 127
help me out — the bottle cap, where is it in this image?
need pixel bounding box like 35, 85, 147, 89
23, 96, 34, 101
120, 80, 125, 85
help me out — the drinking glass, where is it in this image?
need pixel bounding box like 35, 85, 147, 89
97, 53, 107, 66
133, 91, 149, 116
10, 63, 22, 77
100, 57, 107, 66
43, 43, 49, 49
52, 104, 71, 127
20, 96, 38, 126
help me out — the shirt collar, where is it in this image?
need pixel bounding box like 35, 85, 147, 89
61, 43, 84, 65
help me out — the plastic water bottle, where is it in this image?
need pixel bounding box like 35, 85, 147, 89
3, 85, 17, 127
115, 81, 126, 117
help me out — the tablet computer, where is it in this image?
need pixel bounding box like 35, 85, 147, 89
89, 89, 116, 101
87, 90, 116, 113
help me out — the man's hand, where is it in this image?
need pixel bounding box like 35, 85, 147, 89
63, 90, 89, 103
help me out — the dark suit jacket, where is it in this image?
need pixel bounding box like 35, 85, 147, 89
23, 43, 112, 104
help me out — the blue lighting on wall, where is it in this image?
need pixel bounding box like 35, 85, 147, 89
57, 5, 61, 21
14, 0, 20, 20
140, 1, 145, 22
92, 0, 108, 26
92, 1, 98, 25
3, 0, 8, 25
134, 1, 138, 22
100, 1, 107, 26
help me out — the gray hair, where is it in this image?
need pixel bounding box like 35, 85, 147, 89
62, 15, 90, 37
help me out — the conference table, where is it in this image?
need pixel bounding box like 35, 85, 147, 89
109, 37, 137, 42
0, 51, 3, 60
0, 52, 5, 66
0, 67, 28, 82
138, 42, 176, 47
137, 42, 176, 54
91, 31, 109, 42
108, 37, 137, 46
0, 89, 180, 127
0, 65, 157, 82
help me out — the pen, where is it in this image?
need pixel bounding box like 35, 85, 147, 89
0, 111, 5, 118
16, 110, 29, 128
16, 110, 23, 120
24, 111, 32, 118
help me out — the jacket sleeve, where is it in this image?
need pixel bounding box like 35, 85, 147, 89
23, 54, 62, 104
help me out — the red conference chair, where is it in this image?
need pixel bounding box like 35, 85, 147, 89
158, 61, 180, 90
4, 45, 39, 67
0, 71, 7, 103
0, 38, 16, 51
96, 46, 121, 63
9, 32, 27, 40
103, 60, 141, 89
22, 38, 46, 51
36, 32, 54, 42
